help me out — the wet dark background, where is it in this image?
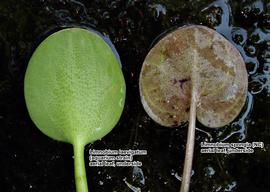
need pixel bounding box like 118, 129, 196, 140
0, 0, 270, 191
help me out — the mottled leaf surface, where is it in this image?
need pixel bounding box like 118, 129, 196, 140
140, 25, 248, 128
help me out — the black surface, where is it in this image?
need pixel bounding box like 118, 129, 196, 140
0, 0, 270, 192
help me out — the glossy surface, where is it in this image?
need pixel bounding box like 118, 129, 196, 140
0, 0, 269, 192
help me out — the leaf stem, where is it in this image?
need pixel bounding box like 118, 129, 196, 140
74, 142, 89, 192
180, 49, 198, 192
180, 90, 196, 192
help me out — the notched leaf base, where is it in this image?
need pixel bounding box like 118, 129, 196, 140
140, 25, 248, 128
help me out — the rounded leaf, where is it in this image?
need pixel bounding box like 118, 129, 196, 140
24, 28, 126, 145
139, 25, 248, 128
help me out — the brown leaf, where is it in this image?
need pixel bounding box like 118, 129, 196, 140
139, 25, 248, 128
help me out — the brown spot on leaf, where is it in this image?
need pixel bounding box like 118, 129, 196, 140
139, 25, 248, 128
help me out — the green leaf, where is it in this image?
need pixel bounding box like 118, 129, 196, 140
24, 28, 126, 192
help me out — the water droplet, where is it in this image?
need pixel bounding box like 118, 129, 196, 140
133, 166, 145, 185
246, 61, 258, 75
263, 63, 270, 74
231, 27, 247, 45
244, 45, 256, 56
249, 80, 264, 94
260, 13, 270, 30
261, 49, 270, 62
204, 166, 215, 177
200, 6, 223, 28
149, 4, 167, 18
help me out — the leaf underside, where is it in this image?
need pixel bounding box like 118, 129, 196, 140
24, 28, 126, 145
140, 25, 248, 128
